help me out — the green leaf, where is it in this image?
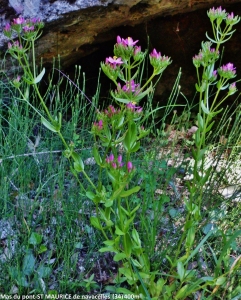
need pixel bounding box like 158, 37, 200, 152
115, 225, 125, 236
195, 83, 201, 92
90, 216, 102, 230
201, 100, 210, 115
124, 233, 132, 257
175, 284, 191, 299
202, 223, 217, 235
33, 68, 45, 84
132, 228, 141, 247
120, 186, 140, 197
121, 205, 130, 217
177, 261, 185, 282
197, 113, 204, 129
41, 117, 58, 133
206, 120, 215, 133
18, 276, 29, 287
116, 287, 135, 294
131, 258, 142, 268
169, 208, 178, 218
86, 191, 95, 201
107, 170, 117, 184
110, 91, 131, 104
123, 122, 137, 152
72, 152, 84, 172
130, 141, 140, 153
99, 246, 117, 253
216, 276, 226, 285
130, 204, 141, 216
38, 244, 47, 254
93, 145, 102, 166
186, 227, 195, 248
22, 252, 36, 276
24, 86, 29, 100
197, 148, 207, 161
130, 260, 151, 299
29, 232, 42, 245
113, 253, 127, 261
103, 240, 115, 246
37, 265, 51, 278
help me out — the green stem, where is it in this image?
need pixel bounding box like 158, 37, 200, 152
31, 39, 36, 79
139, 72, 156, 92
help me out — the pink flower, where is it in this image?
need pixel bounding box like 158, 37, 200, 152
123, 37, 139, 47
117, 155, 122, 165
12, 16, 25, 25
109, 154, 114, 162
218, 62, 236, 79
4, 23, 11, 32
116, 36, 139, 47
134, 46, 141, 56
31, 17, 41, 24
117, 35, 123, 45
150, 48, 161, 59
220, 62, 236, 73
93, 119, 103, 130
127, 161, 133, 173
122, 80, 140, 93
207, 6, 226, 20
229, 82, 237, 95
227, 12, 234, 20
106, 56, 123, 66
23, 25, 35, 32
126, 102, 142, 113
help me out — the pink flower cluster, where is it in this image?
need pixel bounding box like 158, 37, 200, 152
218, 62, 236, 78
8, 40, 22, 50
126, 102, 142, 114
116, 80, 140, 96
207, 6, 227, 20
105, 56, 123, 68
106, 153, 123, 169
3, 16, 43, 37
150, 48, 170, 62
116, 36, 139, 47
207, 6, 240, 25
104, 105, 120, 118
93, 120, 103, 131
193, 43, 219, 68
220, 63, 236, 74
106, 153, 133, 172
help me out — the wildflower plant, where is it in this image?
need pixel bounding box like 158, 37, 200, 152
101, 36, 171, 104
170, 7, 241, 296
3, 18, 172, 297
2, 7, 241, 298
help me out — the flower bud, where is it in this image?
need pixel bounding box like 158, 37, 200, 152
218, 62, 236, 79
228, 82, 237, 95
127, 161, 133, 173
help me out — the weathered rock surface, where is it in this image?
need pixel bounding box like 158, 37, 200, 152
1, 0, 241, 68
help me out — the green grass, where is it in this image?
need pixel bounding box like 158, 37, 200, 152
0, 62, 241, 298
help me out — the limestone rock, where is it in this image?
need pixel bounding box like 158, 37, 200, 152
1, 0, 241, 68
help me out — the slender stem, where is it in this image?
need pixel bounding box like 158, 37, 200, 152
31, 39, 36, 79
82, 169, 96, 190
139, 72, 156, 92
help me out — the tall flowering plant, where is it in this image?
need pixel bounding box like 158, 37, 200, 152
101, 36, 171, 104
3, 19, 172, 297
174, 7, 240, 265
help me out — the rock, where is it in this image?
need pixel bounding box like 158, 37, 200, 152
1, 0, 241, 69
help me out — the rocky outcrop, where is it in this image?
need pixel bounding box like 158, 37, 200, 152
1, 0, 241, 68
